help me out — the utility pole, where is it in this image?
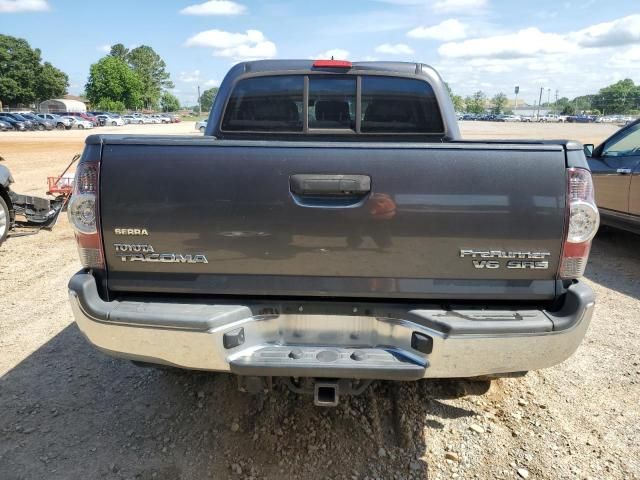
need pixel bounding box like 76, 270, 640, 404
197, 85, 202, 116
537, 87, 543, 120
547, 88, 551, 109
554, 90, 559, 115
514, 86, 519, 113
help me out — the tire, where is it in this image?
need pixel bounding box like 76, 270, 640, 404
78, 124, 84, 129
199, 126, 205, 133
37, 124, 45, 131
0, 195, 10, 247
111, 121, 117, 126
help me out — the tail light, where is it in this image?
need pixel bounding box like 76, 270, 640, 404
313, 59, 352, 68
559, 168, 599, 279
68, 161, 104, 269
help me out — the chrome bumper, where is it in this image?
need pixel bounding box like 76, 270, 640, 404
69, 272, 594, 380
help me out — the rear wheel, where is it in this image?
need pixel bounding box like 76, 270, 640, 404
37, 124, 45, 131
0, 195, 9, 247
78, 124, 84, 129
56, 123, 65, 130
199, 126, 205, 132
111, 121, 117, 126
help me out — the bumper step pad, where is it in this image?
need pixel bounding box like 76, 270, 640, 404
229, 346, 427, 380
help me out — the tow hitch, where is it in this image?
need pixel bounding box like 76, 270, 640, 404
238, 376, 372, 407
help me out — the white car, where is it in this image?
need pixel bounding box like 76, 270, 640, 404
195, 120, 207, 132
152, 114, 171, 124
539, 114, 566, 123
502, 114, 521, 122
63, 116, 94, 129
98, 115, 125, 126
123, 115, 144, 124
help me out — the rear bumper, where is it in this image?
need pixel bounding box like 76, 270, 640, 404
69, 272, 594, 380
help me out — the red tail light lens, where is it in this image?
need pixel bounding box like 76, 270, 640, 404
68, 161, 104, 268
313, 59, 352, 68
559, 168, 599, 279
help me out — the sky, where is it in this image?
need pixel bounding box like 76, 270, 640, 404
1, 0, 640, 106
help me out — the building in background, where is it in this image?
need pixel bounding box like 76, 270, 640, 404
39, 97, 87, 113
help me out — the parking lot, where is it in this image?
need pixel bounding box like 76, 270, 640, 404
0, 121, 638, 480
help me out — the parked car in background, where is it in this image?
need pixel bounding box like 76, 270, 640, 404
36, 113, 72, 130
0, 119, 13, 131
539, 114, 566, 123
63, 116, 93, 129
18, 113, 55, 131
1, 112, 36, 130
167, 113, 181, 123
195, 119, 207, 132
151, 114, 171, 124
0, 114, 28, 131
123, 115, 143, 124
97, 114, 125, 126
567, 115, 595, 123
501, 114, 521, 122
57, 112, 99, 126
584, 119, 640, 234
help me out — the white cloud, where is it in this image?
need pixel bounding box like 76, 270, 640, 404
439, 27, 573, 59
570, 14, 640, 48
0, 0, 49, 13
408, 19, 467, 41
97, 44, 111, 53
315, 48, 350, 59
185, 29, 276, 59
433, 0, 487, 13
204, 79, 219, 87
180, 0, 245, 16
374, 43, 414, 55
608, 45, 640, 68
179, 70, 201, 83
439, 14, 640, 61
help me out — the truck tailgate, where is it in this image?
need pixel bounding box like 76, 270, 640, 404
99, 138, 567, 300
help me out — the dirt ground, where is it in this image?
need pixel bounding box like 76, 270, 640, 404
0, 122, 638, 480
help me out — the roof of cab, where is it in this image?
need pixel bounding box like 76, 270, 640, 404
234, 60, 430, 75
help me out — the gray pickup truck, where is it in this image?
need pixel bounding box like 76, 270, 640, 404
68, 60, 598, 406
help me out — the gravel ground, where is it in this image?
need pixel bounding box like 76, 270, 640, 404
0, 122, 638, 480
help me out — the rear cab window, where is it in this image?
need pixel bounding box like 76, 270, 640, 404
220, 74, 444, 136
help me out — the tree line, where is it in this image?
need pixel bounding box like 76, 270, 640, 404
449, 79, 640, 116
0, 34, 69, 107
3, 33, 637, 116
86, 43, 178, 112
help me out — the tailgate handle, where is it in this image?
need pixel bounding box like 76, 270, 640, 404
290, 174, 371, 196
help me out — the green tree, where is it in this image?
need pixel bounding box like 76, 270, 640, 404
160, 91, 180, 112
444, 82, 464, 112
592, 79, 638, 114
0, 34, 68, 106
465, 91, 486, 114
451, 95, 464, 112
127, 45, 173, 109
85, 56, 143, 110
491, 92, 508, 114
36, 62, 69, 100
109, 43, 129, 61
200, 86, 219, 112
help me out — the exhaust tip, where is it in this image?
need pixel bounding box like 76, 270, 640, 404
314, 382, 339, 407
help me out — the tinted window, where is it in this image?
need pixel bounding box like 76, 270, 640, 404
308, 77, 356, 130
603, 123, 640, 157
222, 75, 304, 132
361, 76, 443, 133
